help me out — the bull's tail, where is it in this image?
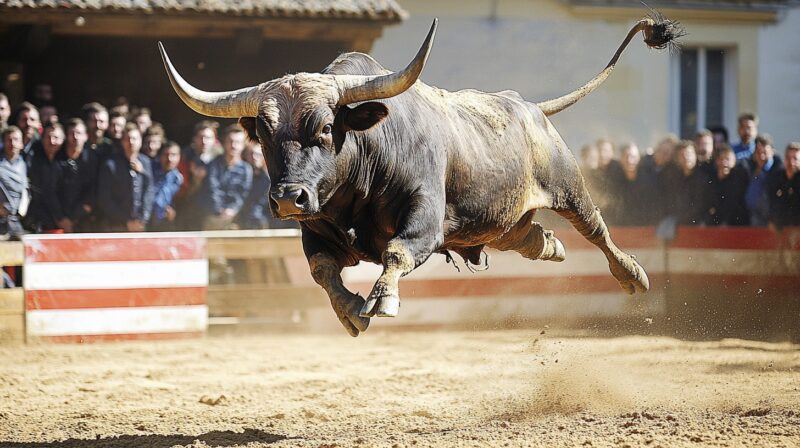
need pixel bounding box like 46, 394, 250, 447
536, 14, 685, 117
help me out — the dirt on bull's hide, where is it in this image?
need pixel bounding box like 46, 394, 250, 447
0, 330, 798, 447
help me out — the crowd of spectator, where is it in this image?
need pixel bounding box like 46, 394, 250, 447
0, 90, 296, 241
1, 88, 798, 242
581, 113, 800, 231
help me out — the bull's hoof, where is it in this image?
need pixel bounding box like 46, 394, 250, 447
547, 236, 566, 262
360, 284, 400, 318
611, 254, 650, 295
333, 293, 370, 337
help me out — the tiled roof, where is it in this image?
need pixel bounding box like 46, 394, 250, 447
566, 0, 795, 12
0, 0, 407, 21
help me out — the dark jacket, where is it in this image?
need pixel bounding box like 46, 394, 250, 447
27, 151, 62, 231
663, 166, 713, 226
97, 153, 155, 228
199, 155, 253, 216
707, 166, 750, 226
57, 145, 100, 227
606, 165, 660, 226
768, 169, 800, 228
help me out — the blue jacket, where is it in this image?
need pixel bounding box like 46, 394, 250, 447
151, 165, 184, 223
97, 153, 155, 227
200, 155, 252, 215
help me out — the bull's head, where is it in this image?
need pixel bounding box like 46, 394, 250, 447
159, 21, 437, 220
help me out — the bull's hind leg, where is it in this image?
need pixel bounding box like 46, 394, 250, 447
492, 218, 566, 263
555, 195, 649, 294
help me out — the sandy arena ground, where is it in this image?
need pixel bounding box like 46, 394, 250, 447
1, 329, 799, 448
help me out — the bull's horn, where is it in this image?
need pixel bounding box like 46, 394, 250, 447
158, 42, 260, 118
337, 19, 437, 105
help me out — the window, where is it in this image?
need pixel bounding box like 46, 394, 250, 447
671, 47, 736, 139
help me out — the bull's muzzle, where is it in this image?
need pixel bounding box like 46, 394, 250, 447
270, 184, 316, 218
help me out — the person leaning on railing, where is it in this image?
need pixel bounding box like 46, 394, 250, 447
768, 142, 800, 230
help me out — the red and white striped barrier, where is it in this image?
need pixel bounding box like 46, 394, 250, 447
23, 234, 208, 342
290, 227, 666, 330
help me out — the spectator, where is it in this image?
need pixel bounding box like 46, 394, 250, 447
0, 126, 29, 240
768, 142, 800, 229
142, 123, 166, 161
175, 120, 219, 229
82, 102, 113, 158
607, 143, 659, 225
744, 134, 783, 227
133, 107, 152, 134
665, 140, 711, 225
40, 105, 59, 126
639, 135, 678, 220
708, 125, 729, 147
707, 144, 749, 226
97, 123, 154, 232
694, 129, 715, 176
579, 143, 606, 207
0, 93, 10, 132
238, 143, 294, 230
732, 113, 758, 160
199, 124, 252, 230
106, 109, 126, 148
13, 102, 41, 167
58, 118, 99, 232
28, 123, 65, 232
149, 141, 183, 231
594, 139, 624, 214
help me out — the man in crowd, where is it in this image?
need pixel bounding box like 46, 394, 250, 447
199, 124, 252, 230
97, 123, 154, 232
768, 142, 800, 229
607, 143, 659, 225
0, 93, 11, 132
142, 123, 166, 161
175, 120, 219, 229
732, 113, 758, 160
237, 142, 295, 230
694, 129, 715, 176
149, 141, 183, 231
665, 140, 711, 225
106, 109, 127, 149
133, 108, 152, 135
0, 126, 28, 240
744, 134, 783, 226
82, 102, 113, 158
14, 102, 41, 167
28, 123, 65, 232
707, 144, 749, 226
58, 118, 99, 232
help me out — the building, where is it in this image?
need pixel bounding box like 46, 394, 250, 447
373, 0, 800, 152
0, 0, 406, 139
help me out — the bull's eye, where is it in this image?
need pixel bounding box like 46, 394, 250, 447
322, 124, 333, 135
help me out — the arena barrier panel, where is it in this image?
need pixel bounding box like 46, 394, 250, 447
1, 227, 797, 343
23, 234, 208, 343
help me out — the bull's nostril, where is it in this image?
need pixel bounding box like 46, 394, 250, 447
295, 189, 309, 208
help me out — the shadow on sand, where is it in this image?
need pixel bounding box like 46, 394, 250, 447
0, 428, 291, 448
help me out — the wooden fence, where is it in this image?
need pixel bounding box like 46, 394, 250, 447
1, 227, 798, 343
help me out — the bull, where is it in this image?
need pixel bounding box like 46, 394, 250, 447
160, 16, 682, 336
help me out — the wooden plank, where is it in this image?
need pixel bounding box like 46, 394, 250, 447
208, 236, 305, 259
0, 315, 24, 343
207, 284, 328, 316
0, 288, 23, 316
0, 241, 24, 266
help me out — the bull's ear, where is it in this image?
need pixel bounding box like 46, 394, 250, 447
238, 117, 259, 142
340, 102, 389, 132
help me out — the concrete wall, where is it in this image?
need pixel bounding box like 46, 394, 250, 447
372, 0, 798, 153
758, 7, 800, 150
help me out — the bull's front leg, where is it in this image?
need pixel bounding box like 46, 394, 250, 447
304, 232, 370, 337
360, 194, 444, 318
